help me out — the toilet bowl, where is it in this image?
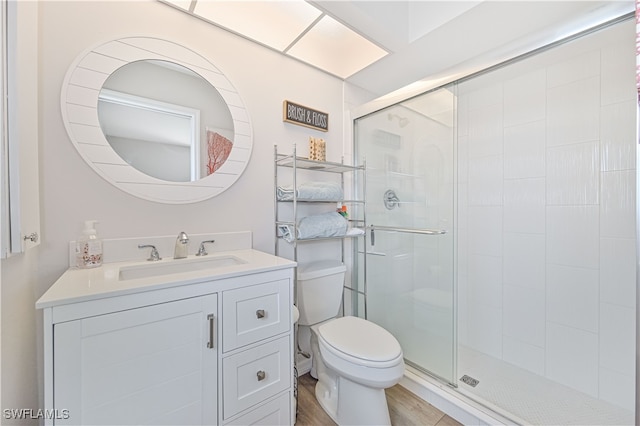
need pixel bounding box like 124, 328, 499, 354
310, 316, 404, 426
296, 260, 404, 425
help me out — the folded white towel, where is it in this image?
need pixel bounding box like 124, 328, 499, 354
346, 228, 365, 236
279, 212, 348, 242
277, 181, 343, 201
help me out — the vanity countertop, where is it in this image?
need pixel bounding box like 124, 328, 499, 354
36, 249, 296, 309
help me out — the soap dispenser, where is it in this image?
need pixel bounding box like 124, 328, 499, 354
75, 220, 103, 269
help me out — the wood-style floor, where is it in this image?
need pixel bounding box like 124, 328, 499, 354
295, 373, 462, 426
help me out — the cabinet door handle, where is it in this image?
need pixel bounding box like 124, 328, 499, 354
256, 309, 265, 319
257, 370, 266, 381
207, 314, 215, 349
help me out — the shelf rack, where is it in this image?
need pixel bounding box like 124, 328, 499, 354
274, 146, 366, 251
274, 145, 369, 384
274, 145, 367, 312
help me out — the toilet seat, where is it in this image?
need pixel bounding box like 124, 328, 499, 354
317, 316, 403, 369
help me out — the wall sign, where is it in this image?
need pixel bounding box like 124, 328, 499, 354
283, 100, 328, 132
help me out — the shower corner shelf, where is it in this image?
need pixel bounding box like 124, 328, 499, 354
273, 145, 366, 258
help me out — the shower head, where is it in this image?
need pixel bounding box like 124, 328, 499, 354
388, 113, 409, 128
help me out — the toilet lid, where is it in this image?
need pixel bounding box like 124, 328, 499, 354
317, 316, 402, 363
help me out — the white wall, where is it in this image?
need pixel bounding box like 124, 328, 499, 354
1, 0, 374, 420
457, 20, 636, 411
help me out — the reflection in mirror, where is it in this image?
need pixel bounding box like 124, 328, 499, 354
97, 60, 234, 182
61, 36, 253, 204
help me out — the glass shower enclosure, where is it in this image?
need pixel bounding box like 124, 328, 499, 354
353, 85, 457, 385
352, 17, 636, 426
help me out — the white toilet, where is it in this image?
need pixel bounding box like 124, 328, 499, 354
297, 261, 404, 426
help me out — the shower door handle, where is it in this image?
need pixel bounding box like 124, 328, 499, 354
368, 225, 447, 236
370, 226, 375, 246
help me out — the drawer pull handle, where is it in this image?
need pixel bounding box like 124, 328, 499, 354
257, 370, 266, 381
207, 314, 215, 349
256, 309, 265, 319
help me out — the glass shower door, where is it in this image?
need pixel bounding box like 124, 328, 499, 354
354, 85, 456, 384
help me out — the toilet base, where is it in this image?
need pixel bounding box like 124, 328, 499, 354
315, 373, 392, 426
309, 318, 402, 425
314, 371, 338, 423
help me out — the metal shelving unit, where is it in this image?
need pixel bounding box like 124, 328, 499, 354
274, 145, 366, 256
274, 145, 367, 315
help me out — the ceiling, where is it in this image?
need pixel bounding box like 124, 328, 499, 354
160, 1, 634, 98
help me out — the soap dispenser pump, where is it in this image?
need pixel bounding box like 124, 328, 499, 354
75, 220, 103, 269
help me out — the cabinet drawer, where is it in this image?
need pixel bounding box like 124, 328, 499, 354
224, 391, 291, 425
223, 335, 291, 419
222, 279, 290, 351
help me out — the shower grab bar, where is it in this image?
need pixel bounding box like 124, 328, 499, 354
368, 224, 446, 246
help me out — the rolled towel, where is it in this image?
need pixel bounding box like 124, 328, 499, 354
276, 186, 294, 201
279, 212, 348, 242
276, 181, 343, 201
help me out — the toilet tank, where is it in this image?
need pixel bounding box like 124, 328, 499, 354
296, 260, 346, 326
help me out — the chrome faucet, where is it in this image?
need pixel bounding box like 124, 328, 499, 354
174, 231, 189, 259
196, 240, 216, 256
138, 244, 161, 261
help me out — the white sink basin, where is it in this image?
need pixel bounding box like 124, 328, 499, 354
119, 255, 247, 281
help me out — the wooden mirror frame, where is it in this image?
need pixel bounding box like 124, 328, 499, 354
61, 36, 252, 204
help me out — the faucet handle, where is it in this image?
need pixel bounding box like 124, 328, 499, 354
196, 240, 216, 256
138, 244, 161, 261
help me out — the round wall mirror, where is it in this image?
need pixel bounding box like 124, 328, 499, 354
61, 37, 253, 203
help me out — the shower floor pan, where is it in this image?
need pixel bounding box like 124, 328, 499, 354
457, 346, 633, 425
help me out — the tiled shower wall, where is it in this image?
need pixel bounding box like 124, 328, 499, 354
456, 20, 636, 411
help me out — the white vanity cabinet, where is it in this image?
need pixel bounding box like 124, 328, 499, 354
53, 294, 218, 426
37, 249, 295, 426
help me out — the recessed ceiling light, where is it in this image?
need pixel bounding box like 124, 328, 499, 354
159, 0, 389, 79
193, 0, 322, 51
287, 15, 388, 79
